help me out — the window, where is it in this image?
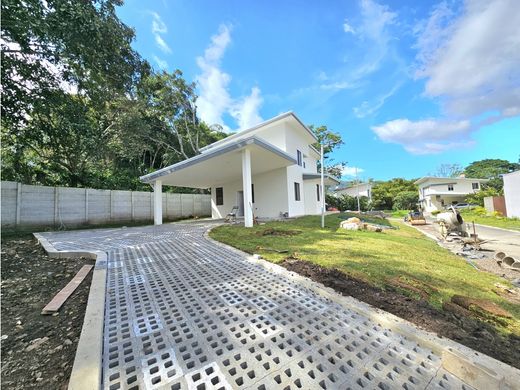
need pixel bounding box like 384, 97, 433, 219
251, 184, 255, 203
294, 182, 301, 201
303, 162, 306, 168
472, 182, 479, 190
216, 187, 224, 205
448, 184, 454, 191
297, 150, 302, 166
316, 184, 320, 201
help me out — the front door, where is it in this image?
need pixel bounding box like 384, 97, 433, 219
236, 191, 244, 216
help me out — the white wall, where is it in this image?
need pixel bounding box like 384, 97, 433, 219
304, 180, 321, 215
0, 181, 211, 229
418, 178, 483, 197
335, 184, 372, 198
211, 168, 289, 219
504, 171, 520, 218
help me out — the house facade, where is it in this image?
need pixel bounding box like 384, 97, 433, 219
334, 182, 372, 200
503, 170, 520, 218
415, 176, 488, 212
140, 112, 339, 227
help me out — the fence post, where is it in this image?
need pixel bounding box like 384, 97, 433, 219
131, 191, 135, 222
54, 187, 59, 228
85, 188, 89, 224
15, 182, 22, 227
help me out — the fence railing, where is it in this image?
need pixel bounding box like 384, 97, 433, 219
1, 181, 211, 229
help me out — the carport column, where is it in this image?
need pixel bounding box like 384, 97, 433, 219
153, 180, 163, 225
242, 148, 253, 228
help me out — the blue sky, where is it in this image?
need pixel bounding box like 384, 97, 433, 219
117, 0, 520, 181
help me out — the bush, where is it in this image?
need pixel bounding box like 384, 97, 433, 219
392, 191, 419, 211
465, 186, 500, 206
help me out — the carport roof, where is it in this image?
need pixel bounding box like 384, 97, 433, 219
140, 136, 297, 188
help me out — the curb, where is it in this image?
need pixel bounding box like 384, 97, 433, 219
204, 229, 520, 390
34, 233, 106, 390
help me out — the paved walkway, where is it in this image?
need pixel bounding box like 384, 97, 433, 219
40, 222, 477, 390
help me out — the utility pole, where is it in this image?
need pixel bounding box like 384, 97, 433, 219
355, 167, 360, 212
321, 143, 325, 228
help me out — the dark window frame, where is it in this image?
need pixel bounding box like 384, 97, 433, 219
216, 187, 224, 205
472, 182, 479, 190
294, 182, 301, 201
251, 184, 255, 203
448, 184, 454, 191
316, 184, 320, 202
297, 150, 302, 166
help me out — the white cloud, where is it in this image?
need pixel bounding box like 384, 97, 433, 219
373, 0, 520, 154
195, 24, 263, 131
230, 87, 263, 130
416, 0, 520, 118
341, 166, 364, 177
151, 12, 172, 54
353, 82, 401, 118
343, 19, 355, 34
372, 118, 472, 154
152, 55, 168, 70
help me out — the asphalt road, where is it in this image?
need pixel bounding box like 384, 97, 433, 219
472, 223, 520, 260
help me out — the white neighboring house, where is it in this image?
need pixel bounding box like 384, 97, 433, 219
140, 112, 340, 227
503, 170, 520, 218
334, 182, 372, 200
415, 176, 488, 212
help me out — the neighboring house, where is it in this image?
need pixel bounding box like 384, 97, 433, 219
140, 112, 340, 227
503, 170, 520, 218
415, 176, 488, 212
334, 182, 373, 200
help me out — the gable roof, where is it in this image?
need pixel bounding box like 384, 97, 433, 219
200, 111, 318, 153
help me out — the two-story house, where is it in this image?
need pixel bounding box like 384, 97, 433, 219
140, 112, 340, 226
415, 176, 488, 212
334, 182, 373, 200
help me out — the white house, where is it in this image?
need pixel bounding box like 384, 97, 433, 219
415, 176, 488, 212
140, 112, 340, 227
334, 182, 372, 200
503, 170, 520, 218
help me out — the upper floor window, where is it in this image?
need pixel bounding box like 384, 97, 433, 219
448, 184, 454, 191
297, 150, 302, 166
472, 182, 479, 190
216, 187, 224, 205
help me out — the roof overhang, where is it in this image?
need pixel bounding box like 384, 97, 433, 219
414, 176, 489, 185
303, 173, 340, 186
200, 112, 318, 153
140, 136, 297, 188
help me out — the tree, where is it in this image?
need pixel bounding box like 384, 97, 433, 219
308, 124, 345, 178
371, 178, 418, 210
430, 164, 463, 178
393, 191, 419, 210
464, 159, 520, 191
466, 187, 500, 207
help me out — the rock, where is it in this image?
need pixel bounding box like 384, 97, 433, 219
340, 221, 359, 230
25, 337, 49, 352
1, 334, 8, 341
346, 217, 361, 224
363, 224, 383, 232
63, 339, 73, 346
16, 320, 21, 326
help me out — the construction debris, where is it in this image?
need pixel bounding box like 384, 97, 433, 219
339, 217, 383, 232
41, 265, 93, 315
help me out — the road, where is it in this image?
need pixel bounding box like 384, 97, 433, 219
472, 223, 520, 260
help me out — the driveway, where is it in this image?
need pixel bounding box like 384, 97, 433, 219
37, 222, 509, 389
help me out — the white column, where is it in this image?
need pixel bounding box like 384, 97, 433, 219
242, 149, 253, 227
154, 180, 163, 225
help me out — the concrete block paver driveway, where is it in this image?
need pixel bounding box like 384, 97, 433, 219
38, 222, 496, 390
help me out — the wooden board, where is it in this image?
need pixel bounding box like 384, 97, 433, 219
41, 265, 94, 314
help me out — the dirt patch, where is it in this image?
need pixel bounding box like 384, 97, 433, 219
1, 235, 94, 389
258, 228, 302, 237
387, 276, 437, 300
281, 259, 520, 369
451, 295, 512, 318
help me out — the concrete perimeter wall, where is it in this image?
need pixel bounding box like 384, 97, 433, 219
1, 181, 211, 229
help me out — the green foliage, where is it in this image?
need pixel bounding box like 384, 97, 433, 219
464, 159, 520, 191
308, 124, 345, 178
431, 210, 441, 216
371, 178, 418, 210
326, 194, 369, 211
392, 191, 419, 211
465, 187, 500, 206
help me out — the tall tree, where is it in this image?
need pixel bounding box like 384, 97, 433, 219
430, 163, 463, 178
308, 124, 345, 178
371, 178, 418, 210
464, 159, 520, 191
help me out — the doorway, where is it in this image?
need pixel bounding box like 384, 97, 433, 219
236, 191, 244, 216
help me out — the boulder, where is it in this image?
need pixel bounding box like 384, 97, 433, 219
340, 221, 359, 230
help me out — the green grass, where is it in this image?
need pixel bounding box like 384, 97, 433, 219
459, 209, 520, 231
388, 209, 410, 218
210, 214, 520, 335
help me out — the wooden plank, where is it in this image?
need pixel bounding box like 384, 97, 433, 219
41, 265, 94, 314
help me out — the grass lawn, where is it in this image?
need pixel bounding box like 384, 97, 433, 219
210, 213, 520, 335
459, 209, 520, 231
